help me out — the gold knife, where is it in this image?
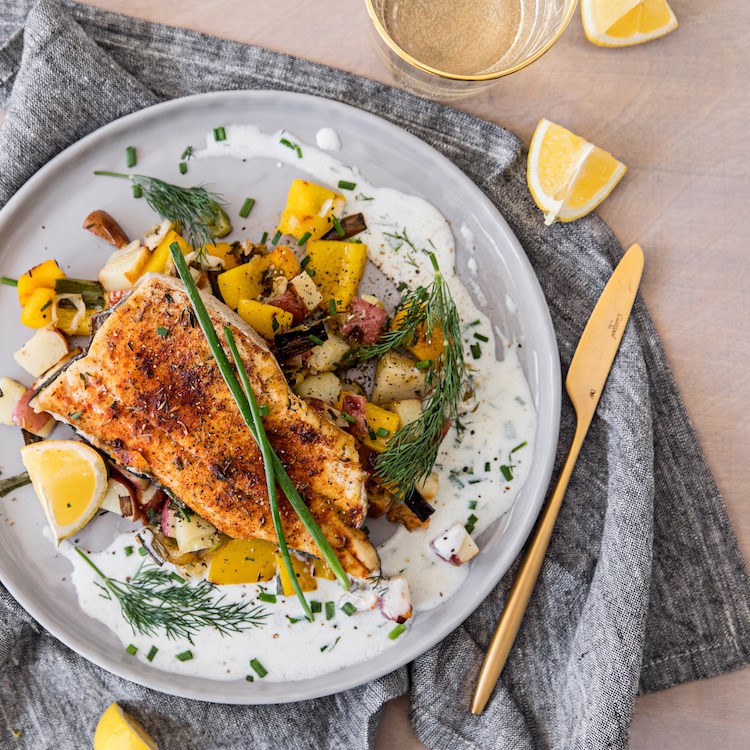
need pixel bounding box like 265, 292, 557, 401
471, 243, 645, 715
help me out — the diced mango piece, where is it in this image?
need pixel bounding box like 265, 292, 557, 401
17, 259, 66, 306
392, 306, 445, 361
277, 179, 343, 240
312, 557, 337, 581
237, 299, 293, 340
306, 240, 367, 310
55, 306, 96, 336
20, 287, 57, 328
141, 230, 191, 275
202, 241, 239, 271
363, 403, 401, 453
207, 538, 278, 585
217, 256, 266, 310
276, 551, 317, 595
265, 245, 301, 280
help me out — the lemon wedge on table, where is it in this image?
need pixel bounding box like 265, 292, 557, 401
527, 118, 627, 226
20, 440, 107, 543
94, 703, 159, 750
582, 0, 678, 47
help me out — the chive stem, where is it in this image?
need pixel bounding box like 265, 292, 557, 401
125, 146, 137, 168
0, 276, 18, 287
239, 198, 255, 218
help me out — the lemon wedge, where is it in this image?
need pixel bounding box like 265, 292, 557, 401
93, 703, 159, 750
20, 440, 107, 543
582, 0, 678, 47
527, 118, 627, 226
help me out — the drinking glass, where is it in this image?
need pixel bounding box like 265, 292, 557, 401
365, 0, 578, 99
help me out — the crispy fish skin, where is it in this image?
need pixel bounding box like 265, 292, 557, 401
34, 274, 379, 578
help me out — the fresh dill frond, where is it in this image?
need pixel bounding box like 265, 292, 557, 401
75, 547, 268, 642
368, 253, 467, 503
93, 171, 231, 260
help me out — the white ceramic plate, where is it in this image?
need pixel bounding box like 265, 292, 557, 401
0, 91, 560, 703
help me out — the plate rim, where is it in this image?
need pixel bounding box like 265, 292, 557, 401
0, 89, 561, 703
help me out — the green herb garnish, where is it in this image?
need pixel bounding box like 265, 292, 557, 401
341, 602, 357, 617
124, 546, 134, 556
331, 216, 344, 237
146, 645, 158, 662
279, 138, 302, 158
213, 127, 227, 142
271, 229, 282, 245
250, 658, 267, 677
325, 601, 335, 620
388, 623, 406, 640
125, 146, 137, 168
500, 465, 514, 482
511, 441, 528, 453
156, 326, 170, 338
126, 643, 138, 655
176, 650, 193, 662
297, 231, 312, 246
0, 276, 18, 287
179, 162, 188, 175
337, 180, 356, 191
258, 592, 277, 604
132, 185, 143, 199
239, 197, 255, 218
310, 600, 322, 614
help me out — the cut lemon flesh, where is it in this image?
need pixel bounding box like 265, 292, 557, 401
20, 439, 107, 543
527, 118, 627, 225
93, 703, 159, 750
582, 0, 678, 47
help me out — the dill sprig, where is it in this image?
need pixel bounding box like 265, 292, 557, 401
93, 171, 231, 258
367, 253, 467, 503
75, 547, 268, 642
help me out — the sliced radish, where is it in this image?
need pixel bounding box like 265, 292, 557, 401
12, 387, 55, 437
0, 377, 27, 426
378, 575, 413, 622
431, 523, 479, 566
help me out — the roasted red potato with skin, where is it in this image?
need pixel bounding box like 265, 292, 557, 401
12, 386, 55, 437
82, 210, 129, 249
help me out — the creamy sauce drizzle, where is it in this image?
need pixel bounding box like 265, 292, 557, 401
63, 125, 536, 682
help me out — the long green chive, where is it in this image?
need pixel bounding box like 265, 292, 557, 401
146, 645, 158, 662
500, 465, 514, 482
125, 146, 137, 168
126, 643, 138, 655
258, 592, 276, 604
388, 623, 406, 640
169, 245, 350, 594
250, 658, 267, 677
0, 276, 18, 286
176, 650, 193, 662
271, 229, 282, 245
325, 601, 335, 620
332, 216, 345, 237
239, 198, 255, 218
179, 162, 188, 175
341, 601, 357, 617
296, 231, 311, 246
338, 180, 356, 191
213, 127, 226, 142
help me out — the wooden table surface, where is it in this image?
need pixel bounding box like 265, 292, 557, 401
5, 0, 749, 746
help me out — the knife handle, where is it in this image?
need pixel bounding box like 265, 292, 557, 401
471, 424, 587, 715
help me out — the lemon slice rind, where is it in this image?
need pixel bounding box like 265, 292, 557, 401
582, 0, 678, 48
94, 703, 159, 750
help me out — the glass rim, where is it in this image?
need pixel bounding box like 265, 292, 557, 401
364, 0, 579, 82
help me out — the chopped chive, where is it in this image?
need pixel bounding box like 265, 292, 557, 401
271, 316, 280, 332
306, 269, 316, 278
258, 404, 270, 417
468, 319, 481, 327
340, 412, 356, 424
468, 513, 478, 525
500, 465, 514, 482
176, 650, 193, 662
414, 359, 432, 370
341, 601, 357, 617
126, 643, 138, 655
332, 216, 345, 237
308, 334, 325, 347
388, 623, 406, 640
169, 572, 184, 584
124, 546, 134, 556
181, 145, 194, 160
179, 162, 188, 175
271, 229, 282, 245
0, 276, 18, 286
239, 198, 256, 218
132, 185, 143, 199
368, 429, 377, 441
261, 231, 269, 244
250, 658, 267, 677
156, 326, 170, 338
39, 299, 52, 312
300, 255, 311, 269
138, 546, 148, 557
297, 231, 312, 246
310, 600, 322, 614
258, 592, 276, 604
376, 427, 390, 438
484, 462, 491, 472
125, 146, 137, 168
396, 281, 408, 292
511, 441, 528, 453
338, 180, 357, 191
279, 138, 302, 159
468, 479, 482, 485
470, 343, 482, 360
245, 674, 254, 682
213, 126, 226, 142
474, 333, 489, 342
325, 601, 335, 620
468, 500, 477, 510
329, 298, 337, 316
146, 645, 158, 662
465, 523, 476, 534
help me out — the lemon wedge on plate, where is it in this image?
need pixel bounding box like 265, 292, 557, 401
582, 0, 678, 47
20, 439, 107, 543
527, 118, 627, 226
94, 703, 159, 750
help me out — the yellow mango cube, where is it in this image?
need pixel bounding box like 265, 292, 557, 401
312, 557, 337, 581
20, 287, 57, 328
237, 298, 293, 339
277, 179, 343, 240
55, 307, 96, 336
276, 551, 317, 595
392, 306, 444, 361
207, 538, 278, 585
17, 259, 66, 306
217, 256, 266, 310
142, 230, 192, 275
202, 241, 239, 270
363, 403, 401, 452
265, 245, 300, 280
306, 240, 367, 310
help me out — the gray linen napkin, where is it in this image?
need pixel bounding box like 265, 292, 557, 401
1, 2, 749, 748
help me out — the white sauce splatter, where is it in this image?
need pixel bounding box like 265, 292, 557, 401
63, 125, 536, 682
315, 127, 342, 152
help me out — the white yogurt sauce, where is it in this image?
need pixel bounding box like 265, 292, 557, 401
64, 125, 536, 682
